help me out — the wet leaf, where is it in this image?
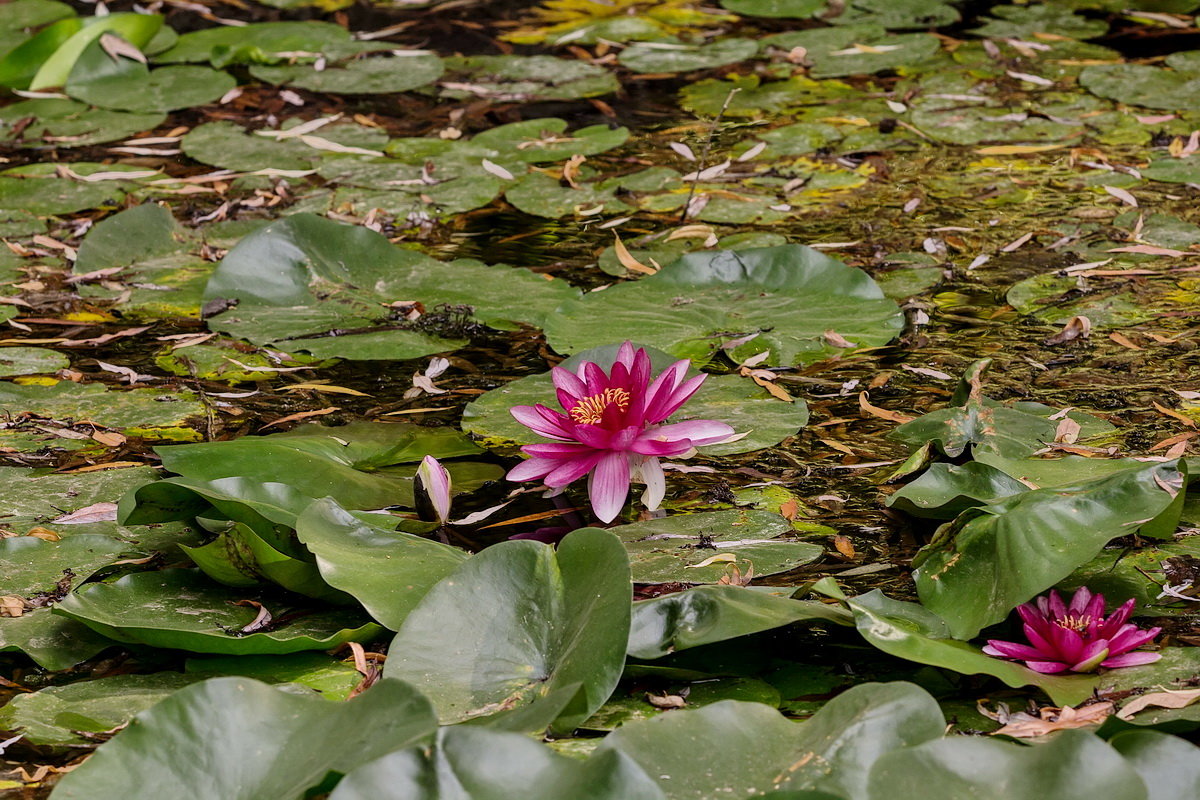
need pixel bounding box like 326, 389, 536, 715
542, 246, 903, 366
618, 39, 758, 74
251, 52, 443, 95
610, 509, 823, 584
384, 529, 631, 735
440, 55, 618, 101
330, 726, 666, 800
49, 677, 437, 800
53, 568, 381, 655
65, 37, 235, 113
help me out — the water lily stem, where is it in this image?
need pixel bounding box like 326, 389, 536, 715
680, 87, 740, 223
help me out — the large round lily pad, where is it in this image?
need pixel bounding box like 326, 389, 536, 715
53, 568, 382, 655
611, 509, 823, 584
542, 246, 903, 366
251, 53, 443, 94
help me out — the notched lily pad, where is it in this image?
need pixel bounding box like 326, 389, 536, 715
611, 509, 823, 584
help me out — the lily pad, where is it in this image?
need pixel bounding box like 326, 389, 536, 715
251, 53, 443, 94
295, 499, 469, 630
762, 26, 942, 78
138, 421, 490, 513
0, 346, 69, 376
1143, 156, 1200, 184
330, 727, 666, 800
181, 119, 388, 172
611, 509, 823, 584
602, 682, 945, 799
0, 162, 152, 215
913, 460, 1187, 639
542, 245, 903, 366
0, 98, 164, 148
720, 0, 825, 18
154, 20, 353, 65
384, 529, 631, 735
0, 381, 204, 431
0, 608, 113, 670
202, 213, 578, 359
1007, 273, 1159, 326
439, 55, 619, 102
886, 461, 1029, 519
618, 39, 759, 74
870, 729, 1145, 800
53, 568, 381, 655
462, 343, 808, 457
1, 533, 131, 599
825, 0, 959, 28
971, 4, 1110, 39
629, 585, 852, 659
184, 651, 363, 700
1080, 64, 1200, 111
0, 672, 201, 747
49, 677, 437, 800
65, 37, 234, 112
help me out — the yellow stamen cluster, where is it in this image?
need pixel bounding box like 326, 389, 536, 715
1055, 614, 1093, 632
569, 388, 630, 424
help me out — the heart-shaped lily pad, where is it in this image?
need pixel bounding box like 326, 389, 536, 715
53, 568, 381, 655
542, 245, 903, 366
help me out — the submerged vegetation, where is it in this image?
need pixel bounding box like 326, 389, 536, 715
2, 0, 1200, 796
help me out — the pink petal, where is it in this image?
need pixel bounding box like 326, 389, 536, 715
629, 437, 695, 457
1017, 603, 1049, 628
572, 425, 614, 449
582, 361, 609, 394
507, 458, 556, 482
638, 456, 665, 511
588, 451, 631, 523
510, 405, 574, 440
642, 420, 735, 446
1108, 625, 1161, 654
544, 451, 605, 488
1024, 660, 1071, 674
1069, 639, 1110, 672
652, 373, 708, 421
642, 361, 689, 421
1099, 598, 1136, 637
1047, 590, 1067, 620
1068, 586, 1094, 616
615, 341, 636, 370
983, 640, 1055, 661
1100, 651, 1162, 668
416, 455, 452, 524
1024, 623, 1059, 658
522, 443, 599, 458
551, 366, 587, 402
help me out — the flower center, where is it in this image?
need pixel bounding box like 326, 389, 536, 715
1055, 614, 1093, 632
569, 388, 631, 425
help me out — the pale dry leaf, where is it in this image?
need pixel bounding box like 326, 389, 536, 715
1103, 185, 1138, 207
99, 32, 147, 63
858, 392, 915, 423
612, 232, 656, 275
1118, 689, 1200, 720
990, 702, 1113, 737
52, 502, 119, 525
685, 553, 738, 569
481, 158, 515, 180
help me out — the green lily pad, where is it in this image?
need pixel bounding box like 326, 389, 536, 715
1007, 273, 1159, 326
29, 12, 163, 91
0, 464, 158, 522
439, 55, 619, 102
1059, 538, 1200, 617
629, 585, 852, 659
330, 726, 666, 800
913, 460, 1187, 640
720, 0, 825, 18
0, 0, 75, 32
202, 213, 577, 359
618, 39, 758, 73
251, 53, 443, 94
1143, 156, 1200, 184
0, 98, 164, 148
971, 4, 1110, 39
0, 346, 69, 376
887, 461, 1029, 519
295, 499, 469, 630
135, 421, 490, 513
0, 381, 204, 431
542, 245, 903, 366
1, 534, 130, 599
825, 0, 959, 28
184, 651, 363, 700
597, 232, 787, 278
762, 26, 942, 78
584, 677, 782, 731
65, 37, 234, 112
873, 730, 1146, 799
1111, 729, 1200, 799
384, 530, 631, 735
49, 677, 437, 800
0, 162, 152, 215
0, 608, 113, 670
153, 20, 353, 65
181, 119, 388, 172
462, 343, 807, 457
681, 73, 856, 117
602, 682, 944, 799
53, 568, 381, 655
611, 509, 823, 584
1080, 64, 1200, 111
0, 672, 201, 747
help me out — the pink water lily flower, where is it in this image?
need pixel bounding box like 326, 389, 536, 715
506, 342, 735, 523
983, 587, 1161, 674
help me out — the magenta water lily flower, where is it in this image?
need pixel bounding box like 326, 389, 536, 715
506, 342, 735, 523
983, 587, 1161, 674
